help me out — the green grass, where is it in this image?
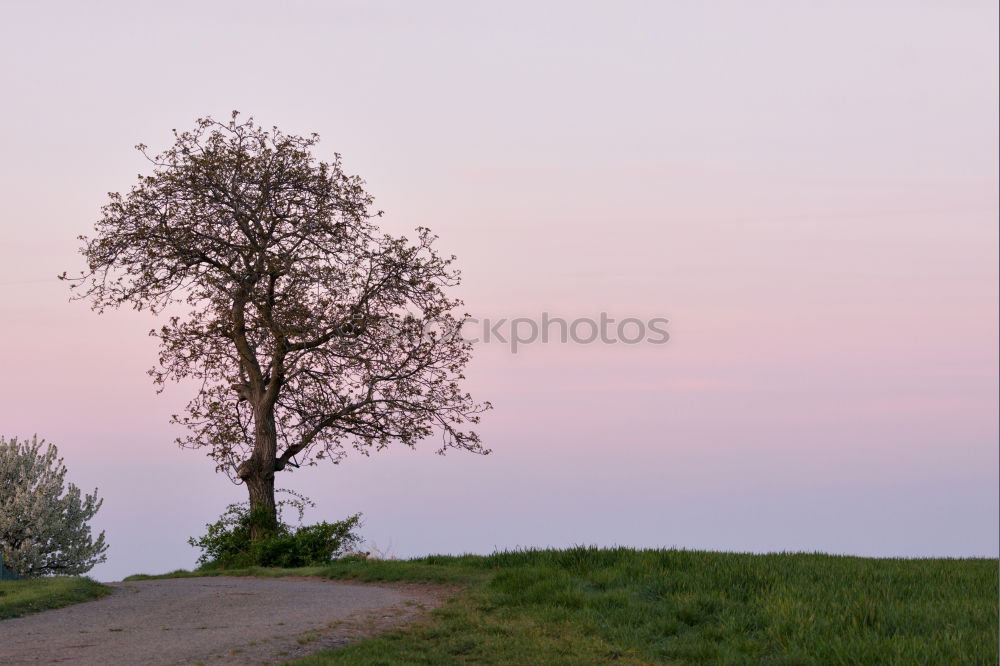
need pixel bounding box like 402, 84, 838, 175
0, 576, 111, 620
128, 547, 998, 665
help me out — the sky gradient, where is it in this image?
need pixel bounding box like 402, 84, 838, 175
1, 1, 997, 581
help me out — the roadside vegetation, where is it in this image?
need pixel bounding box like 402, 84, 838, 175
1, 435, 108, 577
186, 493, 362, 570
127, 546, 998, 665
0, 577, 110, 620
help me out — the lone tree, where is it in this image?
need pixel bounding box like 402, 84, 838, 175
0, 436, 108, 576
65, 113, 490, 537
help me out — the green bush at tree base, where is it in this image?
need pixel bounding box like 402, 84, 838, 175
188, 493, 362, 569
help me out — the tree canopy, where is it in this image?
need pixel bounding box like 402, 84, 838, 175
65, 113, 490, 530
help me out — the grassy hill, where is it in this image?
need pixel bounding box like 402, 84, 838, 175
0, 577, 110, 620
127, 547, 998, 665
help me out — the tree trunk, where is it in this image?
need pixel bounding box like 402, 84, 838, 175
244, 467, 276, 539
238, 405, 279, 540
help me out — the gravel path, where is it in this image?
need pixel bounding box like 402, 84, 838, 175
0, 577, 445, 665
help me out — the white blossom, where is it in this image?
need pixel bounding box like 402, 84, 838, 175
0, 435, 108, 577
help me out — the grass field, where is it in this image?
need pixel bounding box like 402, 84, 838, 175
127, 547, 998, 665
0, 576, 111, 620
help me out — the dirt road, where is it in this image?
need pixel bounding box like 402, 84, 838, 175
0, 577, 444, 665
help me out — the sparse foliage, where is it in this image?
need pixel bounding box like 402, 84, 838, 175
0, 436, 108, 577
65, 113, 489, 534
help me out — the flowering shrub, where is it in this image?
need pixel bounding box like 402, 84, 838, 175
0, 436, 108, 577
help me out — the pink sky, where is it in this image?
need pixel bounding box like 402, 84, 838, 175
1, 1, 997, 580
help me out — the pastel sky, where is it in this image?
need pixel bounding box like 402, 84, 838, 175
1, 1, 996, 581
